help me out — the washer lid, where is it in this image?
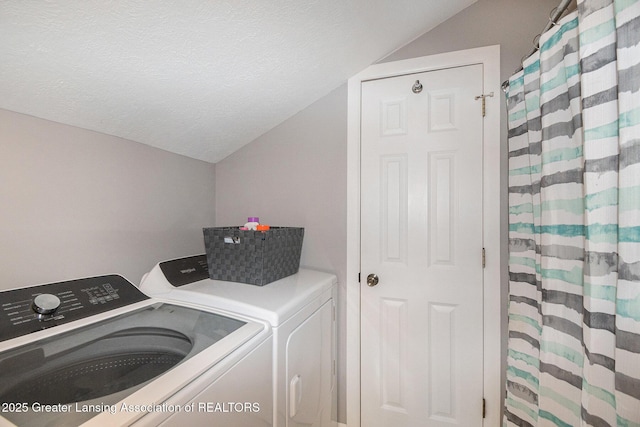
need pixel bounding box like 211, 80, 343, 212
0, 295, 266, 427
142, 257, 336, 327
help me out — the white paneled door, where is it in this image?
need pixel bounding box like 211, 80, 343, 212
360, 64, 485, 427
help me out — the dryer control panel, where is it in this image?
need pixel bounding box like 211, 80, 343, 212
159, 254, 209, 287
0, 275, 149, 342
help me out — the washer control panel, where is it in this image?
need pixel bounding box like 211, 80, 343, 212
0, 275, 149, 342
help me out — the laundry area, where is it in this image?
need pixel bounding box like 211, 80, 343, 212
2, 0, 640, 426
0, 249, 336, 426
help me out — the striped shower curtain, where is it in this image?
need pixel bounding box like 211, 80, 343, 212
505, 0, 640, 426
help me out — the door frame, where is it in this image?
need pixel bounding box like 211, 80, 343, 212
346, 45, 501, 426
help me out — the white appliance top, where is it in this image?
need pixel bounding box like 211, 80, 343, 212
140, 255, 337, 327
0, 274, 269, 427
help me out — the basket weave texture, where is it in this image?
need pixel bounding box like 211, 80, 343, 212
203, 227, 304, 286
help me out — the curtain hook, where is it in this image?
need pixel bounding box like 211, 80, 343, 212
549, 7, 558, 26
517, 54, 528, 71
533, 34, 541, 51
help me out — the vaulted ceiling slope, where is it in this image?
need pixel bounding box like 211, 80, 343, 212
1, 1, 476, 163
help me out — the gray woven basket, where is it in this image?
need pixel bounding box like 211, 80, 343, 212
203, 227, 304, 286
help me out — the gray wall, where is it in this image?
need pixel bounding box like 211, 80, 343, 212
0, 108, 216, 288
215, 86, 347, 277
215, 0, 560, 422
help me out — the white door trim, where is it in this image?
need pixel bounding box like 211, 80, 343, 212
346, 45, 501, 427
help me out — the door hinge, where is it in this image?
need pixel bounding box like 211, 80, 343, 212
475, 92, 494, 117
482, 248, 486, 268
483, 398, 486, 418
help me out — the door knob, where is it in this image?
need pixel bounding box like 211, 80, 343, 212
366, 274, 379, 287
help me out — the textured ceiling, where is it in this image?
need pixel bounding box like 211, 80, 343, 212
0, 1, 475, 163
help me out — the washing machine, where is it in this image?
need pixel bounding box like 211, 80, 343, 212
0, 274, 273, 427
139, 254, 337, 427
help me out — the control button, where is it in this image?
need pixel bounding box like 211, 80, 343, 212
32, 294, 61, 315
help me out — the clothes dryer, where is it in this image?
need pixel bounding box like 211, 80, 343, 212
0, 274, 272, 427
140, 255, 337, 427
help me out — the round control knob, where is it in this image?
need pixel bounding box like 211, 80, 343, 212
32, 294, 61, 315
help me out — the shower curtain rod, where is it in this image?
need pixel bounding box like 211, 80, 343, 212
501, 0, 575, 92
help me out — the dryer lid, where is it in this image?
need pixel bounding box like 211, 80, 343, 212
142, 256, 337, 326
